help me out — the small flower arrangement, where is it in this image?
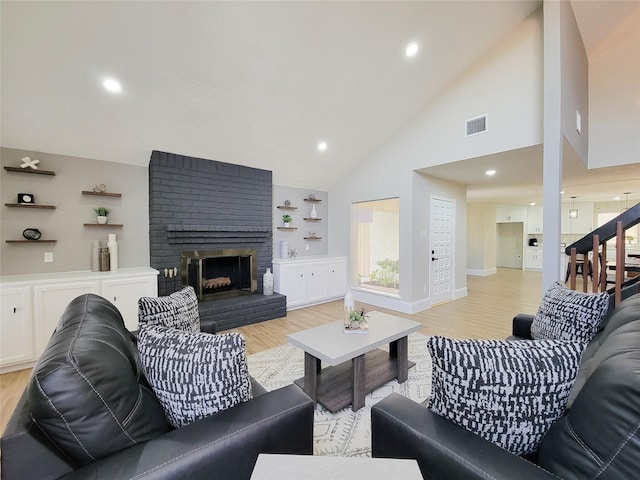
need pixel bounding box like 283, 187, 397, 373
344, 307, 369, 334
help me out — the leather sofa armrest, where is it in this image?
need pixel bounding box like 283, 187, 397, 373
371, 393, 557, 480
60, 384, 314, 480
511, 313, 535, 339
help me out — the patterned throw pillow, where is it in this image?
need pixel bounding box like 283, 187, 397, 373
138, 286, 200, 332
531, 281, 609, 344
427, 336, 583, 455
138, 325, 252, 428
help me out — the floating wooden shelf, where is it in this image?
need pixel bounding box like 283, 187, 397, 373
277, 227, 298, 230
6, 239, 57, 243
303, 237, 322, 240
276, 205, 298, 210
303, 218, 322, 221
83, 223, 123, 227
4, 166, 55, 176
303, 198, 322, 202
5, 203, 56, 209
81, 191, 122, 197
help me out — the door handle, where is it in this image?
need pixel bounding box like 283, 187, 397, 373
432, 257, 438, 261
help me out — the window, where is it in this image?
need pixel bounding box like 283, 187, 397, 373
353, 198, 399, 295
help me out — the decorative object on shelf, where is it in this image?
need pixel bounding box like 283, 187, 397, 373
282, 214, 292, 227
93, 183, 107, 193
284, 199, 291, 207
107, 234, 118, 271
17, 193, 35, 205
22, 228, 42, 240
280, 240, 288, 259
20, 156, 40, 170
288, 248, 297, 259
94, 206, 111, 224
308, 193, 316, 200
310, 204, 318, 219
99, 247, 110, 271
91, 240, 101, 272
263, 268, 274, 296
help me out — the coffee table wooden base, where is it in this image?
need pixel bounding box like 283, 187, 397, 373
294, 348, 415, 413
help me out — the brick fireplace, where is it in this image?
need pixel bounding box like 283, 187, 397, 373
149, 150, 285, 330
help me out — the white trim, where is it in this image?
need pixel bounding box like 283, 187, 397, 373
351, 287, 430, 314
466, 268, 497, 277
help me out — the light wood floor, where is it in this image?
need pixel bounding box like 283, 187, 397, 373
0, 267, 543, 435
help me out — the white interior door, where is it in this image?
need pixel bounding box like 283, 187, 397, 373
430, 196, 455, 306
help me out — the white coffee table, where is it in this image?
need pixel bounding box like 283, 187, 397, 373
250, 454, 423, 480
287, 311, 421, 412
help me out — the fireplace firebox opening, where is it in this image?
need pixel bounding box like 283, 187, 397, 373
181, 248, 257, 302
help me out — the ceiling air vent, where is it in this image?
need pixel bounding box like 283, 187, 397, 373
466, 114, 487, 136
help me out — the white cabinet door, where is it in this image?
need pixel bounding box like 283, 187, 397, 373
101, 276, 157, 331
306, 262, 328, 303
327, 258, 348, 298
33, 281, 100, 356
497, 206, 525, 223
527, 206, 543, 234
0, 286, 34, 367
276, 264, 307, 308
562, 202, 594, 234
524, 248, 543, 270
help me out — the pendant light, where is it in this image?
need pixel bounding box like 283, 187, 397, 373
569, 196, 578, 219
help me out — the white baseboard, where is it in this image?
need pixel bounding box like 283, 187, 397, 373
466, 268, 497, 277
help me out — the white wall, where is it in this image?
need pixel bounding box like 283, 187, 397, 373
329, 9, 543, 312
588, 8, 640, 169
467, 203, 498, 276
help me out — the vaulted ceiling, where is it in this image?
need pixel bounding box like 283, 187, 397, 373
1, 1, 638, 201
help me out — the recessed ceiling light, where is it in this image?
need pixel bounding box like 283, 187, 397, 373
405, 42, 419, 58
103, 78, 122, 93
485, 169, 496, 176
613, 196, 621, 200
529, 202, 536, 206
317, 141, 328, 152
560, 191, 565, 194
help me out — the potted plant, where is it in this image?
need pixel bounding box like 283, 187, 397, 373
282, 214, 292, 227
94, 207, 111, 224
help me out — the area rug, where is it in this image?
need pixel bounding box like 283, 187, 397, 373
247, 333, 432, 457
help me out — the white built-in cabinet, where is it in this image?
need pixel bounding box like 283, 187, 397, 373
0, 268, 158, 372
496, 206, 525, 223
0, 286, 34, 368
526, 206, 544, 234
273, 256, 347, 310
524, 247, 543, 270
561, 202, 594, 235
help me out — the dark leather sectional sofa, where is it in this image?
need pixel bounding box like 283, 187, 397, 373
1, 294, 314, 480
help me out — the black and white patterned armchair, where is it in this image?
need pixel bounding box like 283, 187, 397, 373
371, 287, 640, 480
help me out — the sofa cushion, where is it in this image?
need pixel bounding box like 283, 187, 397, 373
427, 336, 583, 455
539, 305, 640, 478
138, 286, 200, 332
27, 294, 170, 466
138, 325, 253, 428
531, 281, 609, 344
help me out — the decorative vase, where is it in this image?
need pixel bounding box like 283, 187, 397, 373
97, 216, 108, 224
263, 268, 274, 295
107, 234, 118, 271
283, 222, 290, 228
310, 204, 317, 219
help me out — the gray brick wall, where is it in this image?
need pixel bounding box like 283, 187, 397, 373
149, 150, 284, 329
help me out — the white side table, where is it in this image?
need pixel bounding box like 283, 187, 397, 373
250, 454, 423, 480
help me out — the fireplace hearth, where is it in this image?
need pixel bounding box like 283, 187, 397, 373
182, 249, 257, 302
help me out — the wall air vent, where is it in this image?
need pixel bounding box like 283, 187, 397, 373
466, 114, 487, 136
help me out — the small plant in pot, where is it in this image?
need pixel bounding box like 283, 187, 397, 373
94, 207, 111, 224
282, 214, 292, 227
